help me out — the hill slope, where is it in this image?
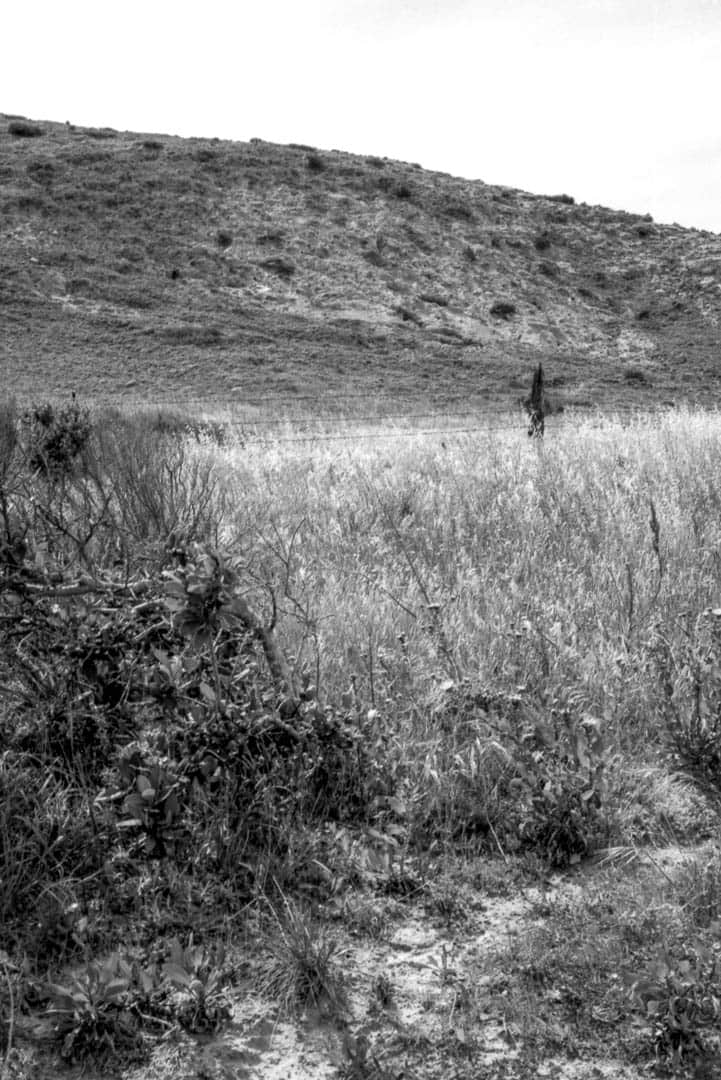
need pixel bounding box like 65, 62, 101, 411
2, 114, 721, 411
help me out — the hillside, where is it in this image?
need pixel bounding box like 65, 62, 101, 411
2, 113, 721, 411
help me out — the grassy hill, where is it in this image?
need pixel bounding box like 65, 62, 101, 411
2, 113, 721, 411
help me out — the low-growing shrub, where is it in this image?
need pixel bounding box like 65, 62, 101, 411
489, 300, 516, 319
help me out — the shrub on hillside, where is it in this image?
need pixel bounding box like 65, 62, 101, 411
8, 120, 43, 138
489, 300, 517, 319
444, 200, 474, 221
306, 153, 326, 173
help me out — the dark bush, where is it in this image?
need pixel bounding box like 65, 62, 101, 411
489, 300, 517, 319
306, 153, 326, 173
22, 399, 92, 476
534, 231, 551, 251
394, 183, 413, 199
548, 193, 575, 205
216, 229, 233, 249
8, 120, 43, 138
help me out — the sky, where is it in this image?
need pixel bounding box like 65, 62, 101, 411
3, 0, 720, 232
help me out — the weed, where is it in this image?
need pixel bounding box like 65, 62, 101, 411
45, 953, 141, 1064
162, 935, 231, 1032
628, 941, 721, 1067
342, 896, 390, 940
370, 970, 394, 1009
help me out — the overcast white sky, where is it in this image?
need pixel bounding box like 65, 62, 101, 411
4, 0, 720, 232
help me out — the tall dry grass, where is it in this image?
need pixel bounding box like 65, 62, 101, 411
191, 407, 721, 843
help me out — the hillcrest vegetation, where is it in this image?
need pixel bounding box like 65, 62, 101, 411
0, 397, 720, 1079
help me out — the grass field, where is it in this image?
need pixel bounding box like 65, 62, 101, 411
2, 402, 721, 1079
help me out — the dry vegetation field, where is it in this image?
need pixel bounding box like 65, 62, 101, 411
2, 400, 721, 1080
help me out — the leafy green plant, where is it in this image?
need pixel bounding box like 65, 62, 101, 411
162, 936, 231, 1032
45, 953, 140, 1064
628, 940, 721, 1066
423, 684, 609, 867
118, 753, 186, 858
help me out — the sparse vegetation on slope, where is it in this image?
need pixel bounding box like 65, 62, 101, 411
2, 114, 721, 410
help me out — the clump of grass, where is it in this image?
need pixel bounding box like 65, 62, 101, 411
258, 895, 349, 1017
